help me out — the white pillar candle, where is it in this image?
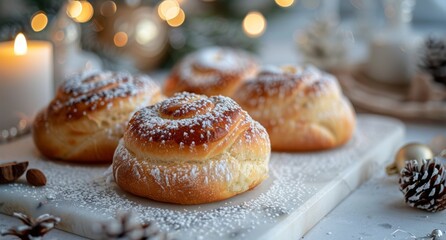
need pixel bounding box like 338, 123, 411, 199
0, 33, 53, 131
366, 32, 421, 84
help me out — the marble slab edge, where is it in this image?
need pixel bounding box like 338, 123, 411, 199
260, 115, 405, 240
0, 115, 405, 240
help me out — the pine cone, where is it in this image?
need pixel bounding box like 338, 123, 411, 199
399, 159, 446, 212
419, 37, 446, 85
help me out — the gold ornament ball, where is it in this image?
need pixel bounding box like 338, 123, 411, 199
386, 143, 434, 175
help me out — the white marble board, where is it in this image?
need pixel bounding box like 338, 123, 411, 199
0, 115, 404, 239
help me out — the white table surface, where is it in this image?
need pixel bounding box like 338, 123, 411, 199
303, 121, 446, 240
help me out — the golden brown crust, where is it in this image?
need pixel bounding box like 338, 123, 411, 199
164, 47, 258, 97
113, 92, 271, 204
233, 65, 356, 151
32, 71, 164, 162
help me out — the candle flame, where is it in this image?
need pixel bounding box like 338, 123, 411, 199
14, 33, 27, 56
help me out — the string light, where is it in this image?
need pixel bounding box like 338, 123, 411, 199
242, 11, 266, 38
100, 0, 117, 17
275, 0, 294, 8
66, 0, 83, 18
75, 1, 94, 23
114, 32, 128, 47
31, 12, 48, 32
67, 1, 94, 23
158, 0, 180, 21
166, 8, 185, 27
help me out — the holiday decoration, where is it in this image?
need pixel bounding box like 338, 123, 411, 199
96, 211, 168, 240
0, 161, 28, 184
1, 212, 61, 240
419, 37, 446, 86
0, 118, 32, 143
392, 228, 446, 240
0, 0, 289, 72
430, 229, 445, 240
399, 158, 446, 212
386, 143, 434, 175
295, 18, 351, 71
86, 3, 168, 71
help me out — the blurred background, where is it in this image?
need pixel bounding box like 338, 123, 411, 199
0, 0, 445, 141
1, 0, 445, 73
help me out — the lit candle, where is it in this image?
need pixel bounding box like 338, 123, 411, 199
0, 33, 53, 132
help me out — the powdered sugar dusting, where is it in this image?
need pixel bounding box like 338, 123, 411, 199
237, 65, 341, 107
126, 92, 264, 151
49, 71, 160, 119
0, 116, 400, 239
178, 47, 257, 86
195, 47, 243, 71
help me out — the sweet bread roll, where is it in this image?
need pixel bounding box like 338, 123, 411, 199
113, 92, 270, 204
164, 47, 258, 97
233, 65, 356, 151
33, 71, 163, 162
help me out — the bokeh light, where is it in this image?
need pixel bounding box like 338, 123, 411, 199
158, 0, 180, 21
66, 0, 83, 19
275, 0, 295, 8
100, 0, 117, 17
67, 1, 94, 23
31, 12, 48, 32
242, 11, 266, 38
136, 19, 159, 44
75, 1, 94, 23
114, 31, 128, 47
167, 9, 185, 27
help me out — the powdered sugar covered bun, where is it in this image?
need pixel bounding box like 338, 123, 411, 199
33, 71, 164, 162
113, 92, 270, 204
233, 65, 356, 151
164, 47, 258, 97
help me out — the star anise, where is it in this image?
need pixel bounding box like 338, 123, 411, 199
1, 212, 61, 240
98, 211, 169, 240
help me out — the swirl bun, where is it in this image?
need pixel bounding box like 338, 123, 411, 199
233, 65, 356, 151
164, 47, 258, 97
113, 92, 270, 204
33, 71, 163, 162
